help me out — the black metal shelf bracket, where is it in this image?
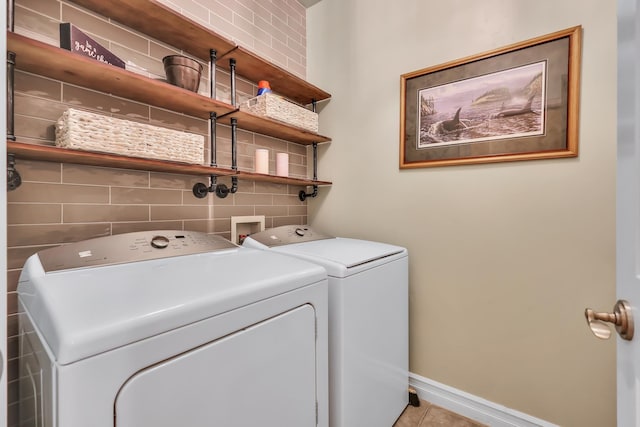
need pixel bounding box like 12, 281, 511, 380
193, 55, 240, 199
7, 51, 16, 141
192, 111, 221, 198
7, 153, 21, 191
299, 99, 320, 201
192, 49, 223, 199
229, 58, 237, 107
7, 0, 15, 141
298, 183, 318, 201
210, 48, 216, 99
7, 1, 21, 192
8, 0, 14, 31
214, 117, 239, 198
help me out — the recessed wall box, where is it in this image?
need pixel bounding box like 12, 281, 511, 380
231, 216, 265, 245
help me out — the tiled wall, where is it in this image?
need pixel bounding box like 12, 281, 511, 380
158, 0, 308, 78
8, 0, 309, 425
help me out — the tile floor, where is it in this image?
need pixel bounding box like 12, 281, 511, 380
393, 400, 488, 427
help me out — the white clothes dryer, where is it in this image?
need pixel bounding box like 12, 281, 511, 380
243, 225, 409, 427
17, 230, 328, 427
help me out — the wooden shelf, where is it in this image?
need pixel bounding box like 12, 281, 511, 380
222, 110, 330, 145
8, 1, 333, 190
8, 32, 331, 145
69, 0, 330, 104
7, 32, 234, 119
7, 141, 234, 176
220, 46, 330, 105
236, 170, 331, 186
70, 0, 237, 60
7, 141, 332, 187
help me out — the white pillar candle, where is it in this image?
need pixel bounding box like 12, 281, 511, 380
255, 149, 269, 174
276, 152, 289, 177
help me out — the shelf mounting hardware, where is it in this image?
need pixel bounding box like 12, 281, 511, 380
7, 153, 21, 191
210, 48, 216, 99
212, 57, 239, 198
299, 99, 320, 201
193, 49, 227, 199
7, 0, 14, 31
192, 111, 221, 198
229, 58, 237, 107
7, 0, 15, 141
184, 54, 243, 199
214, 117, 239, 198
7, 51, 16, 141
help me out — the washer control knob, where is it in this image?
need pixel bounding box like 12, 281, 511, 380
295, 227, 306, 237
150, 235, 170, 249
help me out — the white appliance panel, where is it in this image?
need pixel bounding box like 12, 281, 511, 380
18, 230, 330, 427
243, 226, 409, 427
35, 230, 238, 272
335, 258, 408, 427
52, 284, 328, 427
20, 246, 325, 365
18, 309, 55, 427
244, 226, 407, 276
273, 237, 405, 273
116, 304, 317, 427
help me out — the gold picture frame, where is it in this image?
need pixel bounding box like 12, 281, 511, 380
399, 26, 582, 168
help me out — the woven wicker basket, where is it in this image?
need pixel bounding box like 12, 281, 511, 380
240, 93, 318, 133
55, 109, 204, 164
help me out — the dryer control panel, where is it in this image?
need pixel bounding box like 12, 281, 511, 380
244, 225, 333, 248
37, 230, 238, 272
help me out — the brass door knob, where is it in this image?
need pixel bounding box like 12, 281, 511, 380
585, 300, 634, 341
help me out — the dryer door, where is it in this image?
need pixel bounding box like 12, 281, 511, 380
115, 304, 318, 427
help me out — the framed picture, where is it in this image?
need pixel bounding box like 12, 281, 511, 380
399, 26, 581, 168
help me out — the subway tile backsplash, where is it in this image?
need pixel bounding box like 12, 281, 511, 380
7, 0, 310, 425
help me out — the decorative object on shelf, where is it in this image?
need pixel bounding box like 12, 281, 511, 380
400, 26, 582, 168
241, 92, 319, 133
59, 23, 125, 69
257, 80, 272, 95
276, 152, 289, 177
55, 108, 204, 165
255, 149, 269, 174
162, 55, 203, 92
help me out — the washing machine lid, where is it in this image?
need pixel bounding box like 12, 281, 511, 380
17, 231, 326, 365
244, 225, 333, 248
272, 237, 407, 277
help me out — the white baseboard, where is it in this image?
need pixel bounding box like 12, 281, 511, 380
409, 373, 559, 427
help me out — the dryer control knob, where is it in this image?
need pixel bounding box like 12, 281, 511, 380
295, 227, 306, 237
151, 235, 170, 249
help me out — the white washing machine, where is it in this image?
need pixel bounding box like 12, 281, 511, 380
243, 225, 409, 427
18, 230, 329, 427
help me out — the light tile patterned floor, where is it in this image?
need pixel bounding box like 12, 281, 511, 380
394, 400, 488, 427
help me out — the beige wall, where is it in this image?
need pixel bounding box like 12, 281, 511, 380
307, 1, 616, 426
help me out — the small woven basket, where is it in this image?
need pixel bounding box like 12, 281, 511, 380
55, 109, 204, 164
240, 93, 318, 133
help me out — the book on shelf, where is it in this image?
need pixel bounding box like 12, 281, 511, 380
60, 23, 125, 69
